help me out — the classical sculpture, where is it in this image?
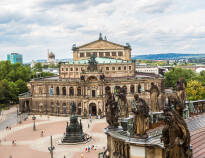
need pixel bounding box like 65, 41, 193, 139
131, 94, 149, 137
87, 55, 97, 72
62, 102, 86, 143
176, 78, 186, 106
147, 82, 160, 112
116, 87, 128, 118
168, 93, 184, 117
161, 106, 192, 158
105, 91, 119, 128
70, 101, 76, 115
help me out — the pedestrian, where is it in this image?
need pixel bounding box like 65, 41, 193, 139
41, 130, 44, 137
88, 146, 90, 152
88, 123, 89, 128
85, 147, 88, 153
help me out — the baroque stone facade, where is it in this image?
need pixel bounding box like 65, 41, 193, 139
19, 36, 165, 116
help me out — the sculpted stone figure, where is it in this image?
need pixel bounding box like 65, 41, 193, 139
105, 91, 119, 128
168, 93, 184, 117
161, 106, 192, 158
87, 54, 97, 72
147, 82, 160, 112
116, 87, 128, 118
176, 78, 186, 106
132, 94, 149, 137
70, 101, 76, 115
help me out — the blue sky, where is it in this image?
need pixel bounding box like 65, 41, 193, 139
0, 0, 205, 62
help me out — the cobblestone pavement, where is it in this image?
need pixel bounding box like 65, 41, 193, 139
0, 115, 108, 158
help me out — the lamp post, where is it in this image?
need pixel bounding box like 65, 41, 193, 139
48, 136, 55, 158
32, 115, 36, 131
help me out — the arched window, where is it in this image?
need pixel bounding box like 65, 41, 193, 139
63, 103, 67, 114
57, 102, 60, 115
62, 87, 66, 96
130, 85, 135, 94
56, 87, 60, 95
138, 84, 141, 93
77, 103, 81, 115
105, 86, 111, 94
114, 86, 121, 93
69, 87, 74, 96
77, 87, 81, 96
51, 102, 54, 113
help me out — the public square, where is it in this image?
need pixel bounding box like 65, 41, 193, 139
0, 107, 107, 158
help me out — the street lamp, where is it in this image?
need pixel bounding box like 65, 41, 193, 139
32, 115, 36, 131
48, 136, 55, 158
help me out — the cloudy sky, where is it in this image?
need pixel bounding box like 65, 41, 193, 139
0, 0, 205, 62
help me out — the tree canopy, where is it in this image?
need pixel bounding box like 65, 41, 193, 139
0, 61, 55, 105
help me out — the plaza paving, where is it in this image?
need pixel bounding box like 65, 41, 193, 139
0, 115, 108, 158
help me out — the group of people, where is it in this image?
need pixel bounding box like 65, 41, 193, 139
6, 126, 12, 130
85, 144, 97, 152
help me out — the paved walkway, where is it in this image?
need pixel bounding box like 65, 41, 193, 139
0, 115, 108, 158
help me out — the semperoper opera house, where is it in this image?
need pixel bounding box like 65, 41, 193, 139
18, 34, 165, 116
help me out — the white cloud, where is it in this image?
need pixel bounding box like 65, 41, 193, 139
0, 0, 205, 62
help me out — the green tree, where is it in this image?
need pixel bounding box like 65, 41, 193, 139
15, 79, 28, 94
0, 80, 10, 104
186, 80, 205, 101
164, 68, 196, 88
33, 63, 43, 72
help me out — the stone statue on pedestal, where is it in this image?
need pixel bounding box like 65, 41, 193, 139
168, 94, 184, 117
131, 94, 149, 138
161, 106, 192, 158
105, 91, 119, 128
147, 82, 160, 112
176, 78, 186, 107
62, 102, 86, 143
70, 101, 76, 115
116, 87, 128, 118
87, 55, 97, 72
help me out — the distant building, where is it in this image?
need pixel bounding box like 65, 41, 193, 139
7, 53, 23, 64
135, 64, 167, 76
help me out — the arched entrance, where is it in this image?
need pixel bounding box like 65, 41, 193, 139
89, 103, 97, 116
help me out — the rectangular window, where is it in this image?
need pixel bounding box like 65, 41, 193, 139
118, 51, 123, 56
118, 66, 121, 70
86, 52, 91, 57
106, 67, 109, 71
129, 66, 132, 70
105, 52, 110, 56
70, 67, 73, 71
112, 52, 116, 56
99, 52, 104, 57
112, 67, 115, 70
62, 68, 64, 71
76, 68, 78, 71
124, 66, 126, 70
93, 52, 97, 57
66, 68, 68, 71
80, 53, 84, 57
